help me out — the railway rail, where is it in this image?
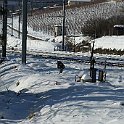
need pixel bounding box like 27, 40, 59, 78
6, 49, 124, 67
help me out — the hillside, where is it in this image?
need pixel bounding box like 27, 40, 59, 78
27, 1, 124, 36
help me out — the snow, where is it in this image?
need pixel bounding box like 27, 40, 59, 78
0, 15, 124, 124
114, 25, 124, 28
94, 36, 124, 50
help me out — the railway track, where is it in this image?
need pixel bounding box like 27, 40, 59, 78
6, 49, 124, 67
6, 25, 124, 67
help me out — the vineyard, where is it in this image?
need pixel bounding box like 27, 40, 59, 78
27, 1, 124, 37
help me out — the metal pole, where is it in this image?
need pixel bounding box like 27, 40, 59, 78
74, 10, 75, 52
18, 1, 21, 39
22, 0, 27, 64
30, 1, 33, 16
18, 12, 21, 38
90, 40, 96, 82
11, 13, 13, 36
90, 41, 95, 69
2, 0, 7, 59
62, 0, 65, 51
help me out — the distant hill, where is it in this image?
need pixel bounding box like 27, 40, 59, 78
27, 1, 124, 36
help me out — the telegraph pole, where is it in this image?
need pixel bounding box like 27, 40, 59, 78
18, 0, 21, 39
11, 13, 13, 36
18, 10, 21, 39
62, 0, 65, 51
22, 0, 27, 64
2, 0, 7, 59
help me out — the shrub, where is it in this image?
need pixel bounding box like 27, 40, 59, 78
81, 15, 124, 38
65, 37, 91, 52
94, 48, 124, 55
28, 112, 35, 120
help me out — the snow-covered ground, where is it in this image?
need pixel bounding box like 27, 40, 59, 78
1, 48, 124, 124
94, 36, 124, 50
0, 17, 124, 124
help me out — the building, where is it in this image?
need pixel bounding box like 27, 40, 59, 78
54, 25, 66, 37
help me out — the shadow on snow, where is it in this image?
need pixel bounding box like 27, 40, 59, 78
0, 84, 124, 120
